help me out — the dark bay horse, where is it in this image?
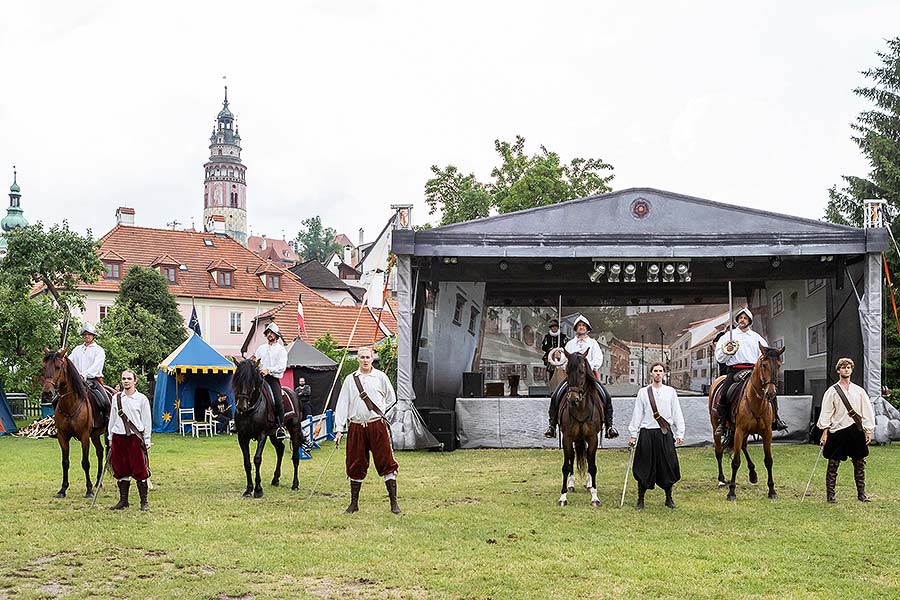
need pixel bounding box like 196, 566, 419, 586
708, 343, 786, 501
231, 359, 304, 497
41, 349, 108, 499
558, 349, 604, 507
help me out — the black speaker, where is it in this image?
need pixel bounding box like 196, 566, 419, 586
462, 372, 484, 398
429, 430, 457, 452
427, 409, 456, 434
784, 369, 805, 395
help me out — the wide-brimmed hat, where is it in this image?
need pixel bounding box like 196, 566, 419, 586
572, 315, 592, 332
263, 322, 282, 338
80, 322, 98, 336
734, 308, 753, 325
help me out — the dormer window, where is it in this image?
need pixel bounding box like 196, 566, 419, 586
267, 274, 280, 290
218, 271, 232, 287
163, 267, 177, 283
104, 262, 120, 279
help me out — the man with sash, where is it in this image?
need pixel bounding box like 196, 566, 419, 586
255, 322, 288, 440
628, 362, 684, 509
69, 322, 110, 420
544, 315, 618, 439
818, 358, 875, 503
334, 346, 400, 514
713, 308, 787, 435
107, 370, 152, 511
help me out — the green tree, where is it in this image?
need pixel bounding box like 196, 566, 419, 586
374, 335, 398, 388
296, 216, 343, 263
0, 277, 59, 398
313, 333, 359, 380
99, 302, 167, 396
2, 222, 103, 340
117, 265, 187, 352
823, 38, 900, 393
425, 136, 615, 225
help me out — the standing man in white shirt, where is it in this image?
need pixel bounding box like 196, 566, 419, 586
69, 322, 109, 420
714, 308, 787, 434
334, 346, 400, 514
545, 315, 618, 439
254, 322, 288, 440
107, 370, 152, 512
818, 358, 876, 503
628, 362, 685, 509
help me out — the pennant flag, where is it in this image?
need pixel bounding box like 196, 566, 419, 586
189, 304, 202, 337
297, 294, 307, 336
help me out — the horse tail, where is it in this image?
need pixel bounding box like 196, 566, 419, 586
574, 439, 587, 476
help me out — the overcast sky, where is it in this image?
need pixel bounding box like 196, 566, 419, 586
2, 1, 898, 244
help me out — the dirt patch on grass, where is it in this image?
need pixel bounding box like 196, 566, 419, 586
39, 583, 70, 597
436, 496, 481, 508
215, 595, 253, 600
31, 552, 74, 566
301, 576, 430, 599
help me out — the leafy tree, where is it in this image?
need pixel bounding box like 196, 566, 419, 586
313, 332, 359, 380
296, 216, 343, 263
99, 302, 167, 396
2, 222, 103, 339
425, 135, 615, 225
0, 277, 59, 398
117, 265, 187, 352
823, 38, 900, 394
374, 335, 398, 389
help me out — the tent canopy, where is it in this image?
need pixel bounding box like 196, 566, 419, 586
280, 337, 340, 416
286, 337, 337, 369
0, 383, 18, 435
153, 333, 235, 433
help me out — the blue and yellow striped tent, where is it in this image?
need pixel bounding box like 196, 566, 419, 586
152, 332, 236, 433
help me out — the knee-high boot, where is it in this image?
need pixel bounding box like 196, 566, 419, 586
852, 458, 870, 502
635, 484, 646, 510
345, 480, 361, 514
110, 479, 130, 510
136, 480, 150, 512
664, 486, 676, 509
771, 397, 787, 431
825, 459, 839, 504
385, 479, 401, 514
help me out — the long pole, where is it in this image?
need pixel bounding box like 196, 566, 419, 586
801, 447, 823, 502
620, 431, 639, 508
728, 281, 734, 346
640, 334, 645, 387
658, 327, 665, 385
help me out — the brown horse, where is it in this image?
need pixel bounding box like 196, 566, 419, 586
41, 349, 108, 499
557, 349, 604, 507
708, 343, 785, 501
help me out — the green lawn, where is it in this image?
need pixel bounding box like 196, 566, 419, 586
1, 434, 898, 600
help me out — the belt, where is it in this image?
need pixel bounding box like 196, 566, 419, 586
350, 417, 383, 426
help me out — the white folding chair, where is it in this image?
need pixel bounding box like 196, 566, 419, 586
178, 407, 196, 436
191, 410, 214, 438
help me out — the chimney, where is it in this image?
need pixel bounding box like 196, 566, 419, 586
261, 234, 267, 251
116, 206, 135, 226
358, 227, 364, 246
343, 245, 352, 264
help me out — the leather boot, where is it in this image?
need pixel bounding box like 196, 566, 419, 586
825, 459, 839, 504
714, 402, 729, 437
345, 480, 361, 514
605, 418, 619, 439
634, 485, 645, 510
110, 480, 130, 510
385, 479, 401, 514
544, 417, 557, 438
136, 480, 150, 512
853, 458, 870, 502
664, 487, 676, 509
771, 398, 788, 431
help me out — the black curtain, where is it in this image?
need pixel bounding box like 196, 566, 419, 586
291, 367, 341, 415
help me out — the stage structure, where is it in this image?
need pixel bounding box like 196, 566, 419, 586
392, 188, 888, 445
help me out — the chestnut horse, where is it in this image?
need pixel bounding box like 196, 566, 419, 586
708, 343, 785, 501
41, 349, 108, 499
557, 349, 604, 507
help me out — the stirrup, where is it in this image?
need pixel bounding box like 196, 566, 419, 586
605, 425, 619, 439
772, 417, 788, 432
715, 423, 727, 437
275, 426, 288, 440
544, 425, 557, 438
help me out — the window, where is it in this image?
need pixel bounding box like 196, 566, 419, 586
217, 271, 232, 287
230, 311, 242, 334
163, 267, 176, 283
98, 305, 111, 321
771, 290, 784, 316
453, 294, 466, 326
773, 337, 784, 350
807, 320, 826, 357
267, 274, 280, 290
509, 318, 521, 341
104, 262, 120, 279
533, 366, 546, 382
807, 279, 826, 296
468, 307, 480, 335
485, 313, 499, 333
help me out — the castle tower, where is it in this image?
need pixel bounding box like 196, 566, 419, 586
0, 167, 28, 257
203, 86, 248, 245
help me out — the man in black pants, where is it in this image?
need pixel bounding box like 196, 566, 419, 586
254, 323, 288, 439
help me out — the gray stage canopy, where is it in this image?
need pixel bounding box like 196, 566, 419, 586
391, 188, 888, 410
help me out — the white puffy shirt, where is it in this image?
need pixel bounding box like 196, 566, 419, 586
334, 369, 396, 432
108, 390, 152, 447
817, 382, 876, 434
69, 343, 106, 379
564, 336, 604, 373
255, 341, 287, 378
629, 384, 685, 440
714, 328, 768, 366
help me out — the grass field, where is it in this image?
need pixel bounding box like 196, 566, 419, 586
0, 433, 898, 600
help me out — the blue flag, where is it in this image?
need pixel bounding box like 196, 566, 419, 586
189, 305, 202, 336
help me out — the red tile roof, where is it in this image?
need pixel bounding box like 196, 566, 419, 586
247, 235, 300, 264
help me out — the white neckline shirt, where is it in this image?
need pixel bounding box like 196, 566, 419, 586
564, 336, 604, 373
334, 369, 396, 432
70, 343, 106, 379
628, 383, 685, 440
254, 341, 287, 379
108, 390, 153, 447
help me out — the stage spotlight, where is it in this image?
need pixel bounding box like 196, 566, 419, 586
624, 263, 637, 283
662, 263, 675, 283
723, 257, 735, 269
608, 263, 621, 283
819, 255, 834, 263
543, 260, 553, 271
769, 256, 782, 268
647, 263, 660, 283
450, 257, 458, 264
676, 263, 689, 276
589, 262, 606, 283
442, 257, 452, 264
498, 260, 509, 271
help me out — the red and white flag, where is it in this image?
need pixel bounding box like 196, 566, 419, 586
297, 294, 307, 336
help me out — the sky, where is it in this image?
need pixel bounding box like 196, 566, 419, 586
2, 1, 899, 244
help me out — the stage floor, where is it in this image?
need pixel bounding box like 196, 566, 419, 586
455, 396, 814, 449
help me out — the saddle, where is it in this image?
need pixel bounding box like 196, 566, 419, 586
89, 382, 112, 429
262, 384, 297, 427
712, 369, 752, 423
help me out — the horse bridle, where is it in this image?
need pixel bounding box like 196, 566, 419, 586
235, 383, 263, 415
564, 357, 597, 424
43, 362, 82, 419
754, 354, 780, 400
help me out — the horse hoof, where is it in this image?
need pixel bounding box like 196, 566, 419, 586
769, 492, 778, 500
591, 500, 600, 507
254, 489, 263, 498
749, 472, 759, 484
271, 479, 280, 487
242, 490, 253, 498
558, 500, 567, 507
717, 480, 727, 488
291, 484, 299, 491
727, 494, 736, 502
567, 486, 575, 493
84, 491, 94, 499
54, 492, 66, 499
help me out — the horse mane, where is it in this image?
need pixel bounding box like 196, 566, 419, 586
566, 351, 591, 389
232, 359, 262, 395
44, 350, 88, 400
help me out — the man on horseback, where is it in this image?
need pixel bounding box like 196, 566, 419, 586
713, 308, 786, 436
254, 322, 288, 440
69, 322, 110, 423
544, 315, 618, 439
541, 319, 569, 378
